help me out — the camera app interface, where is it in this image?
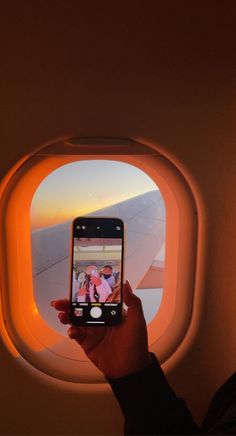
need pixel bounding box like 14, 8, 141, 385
71, 233, 122, 323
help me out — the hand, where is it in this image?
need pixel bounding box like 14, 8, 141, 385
78, 288, 86, 296
51, 281, 152, 378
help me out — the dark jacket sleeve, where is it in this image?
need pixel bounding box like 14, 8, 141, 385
107, 353, 200, 435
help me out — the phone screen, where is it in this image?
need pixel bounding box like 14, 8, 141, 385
70, 217, 124, 326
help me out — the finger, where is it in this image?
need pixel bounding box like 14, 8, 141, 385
58, 312, 70, 324
122, 305, 127, 317
123, 281, 143, 311
67, 326, 87, 344
51, 299, 69, 311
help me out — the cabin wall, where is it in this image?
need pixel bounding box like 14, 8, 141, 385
0, 2, 236, 433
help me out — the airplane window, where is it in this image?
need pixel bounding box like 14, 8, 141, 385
0, 139, 197, 382
30, 160, 166, 336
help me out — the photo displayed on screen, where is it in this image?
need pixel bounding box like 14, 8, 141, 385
72, 237, 122, 308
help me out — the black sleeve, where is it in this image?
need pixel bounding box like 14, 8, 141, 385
107, 353, 200, 435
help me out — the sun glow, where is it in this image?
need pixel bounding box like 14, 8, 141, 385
30, 160, 158, 230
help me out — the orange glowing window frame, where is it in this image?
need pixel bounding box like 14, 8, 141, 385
0, 138, 197, 387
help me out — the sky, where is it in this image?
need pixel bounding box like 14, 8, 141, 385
30, 160, 159, 229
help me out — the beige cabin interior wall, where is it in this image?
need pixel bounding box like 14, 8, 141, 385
0, 2, 236, 433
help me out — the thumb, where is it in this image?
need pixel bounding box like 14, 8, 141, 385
123, 280, 143, 314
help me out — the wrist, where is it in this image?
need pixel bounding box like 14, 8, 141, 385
106, 352, 153, 380
133, 352, 153, 374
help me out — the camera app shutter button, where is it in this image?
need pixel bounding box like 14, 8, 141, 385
90, 307, 102, 318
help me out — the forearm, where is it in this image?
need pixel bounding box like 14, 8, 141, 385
107, 353, 200, 435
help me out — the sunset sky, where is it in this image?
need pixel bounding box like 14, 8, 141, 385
30, 160, 159, 230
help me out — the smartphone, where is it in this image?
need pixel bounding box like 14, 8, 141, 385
69, 217, 125, 326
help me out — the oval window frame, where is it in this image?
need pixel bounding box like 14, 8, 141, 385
0, 138, 197, 387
